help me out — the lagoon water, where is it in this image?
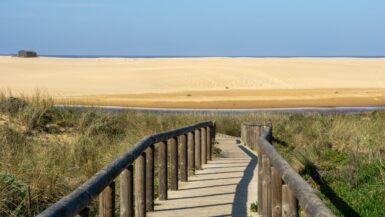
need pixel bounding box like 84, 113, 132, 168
57, 105, 385, 114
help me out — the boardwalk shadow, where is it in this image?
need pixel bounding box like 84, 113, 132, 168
231, 145, 257, 217
156, 202, 233, 212
303, 162, 361, 217
280, 139, 360, 217
196, 171, 245, 175
168, 192, 235, 200
189, 176, 242, 182
179, 183, 237, 191
272, 136, 289, 147
204, 166, 246, 169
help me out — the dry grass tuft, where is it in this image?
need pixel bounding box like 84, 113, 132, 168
0, 92, 384, 216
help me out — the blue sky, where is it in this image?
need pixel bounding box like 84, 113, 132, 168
0, 0, 384, 56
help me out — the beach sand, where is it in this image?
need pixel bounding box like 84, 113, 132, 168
1, 56, 385, 108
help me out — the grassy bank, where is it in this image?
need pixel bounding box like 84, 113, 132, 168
0, 94, 384, 216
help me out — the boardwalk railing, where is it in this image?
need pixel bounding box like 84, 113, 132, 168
241, 123, 336, 217
38, 121, 216, 217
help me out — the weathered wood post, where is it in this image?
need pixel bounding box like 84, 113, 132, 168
188, 131, 195, 175
251, 125, 255, 149
135, 152, 146, 217
99, 181, 115, 217
195, 129, 202, 170
282, 184, 298, 217
258, 149, 263, 216
180, 134, 188, 182
146, 145, 155, 211
213, 121, 217, 142
255, 124, 265, 216
158, 141, 168, 200
247, 124, 272, 217
201, 127, 207, 165
120, 165, 134, 217
247, 125, 253, 149
253, 125, 259, 150
169, 137, 179, 190
271, 167, 282, 217
207, 126, 212, 161
245, 124, 249, 147
262, 154, 272, 217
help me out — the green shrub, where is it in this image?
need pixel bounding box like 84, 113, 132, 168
0, 97, 27, 115
250, 201, 258, 212
0, 173, 29, 217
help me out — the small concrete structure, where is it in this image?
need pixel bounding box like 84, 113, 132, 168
17, 50, 38, 57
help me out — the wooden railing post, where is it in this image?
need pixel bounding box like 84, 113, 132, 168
146, 145, 155, 211
158, 141, 168, 200
120, 165, 133, 217
262, 154, 272, 217
253, 125, 260, 150
282, 184, 298, 217
180, 134, 188, 182
213, 121, 216, 142
135, 152, 146, 217
207, 126, 212, 161
188, 131, 195, 175
251, 125, 255, 150
169, 137, 179, 190
258, 151, 263, 216
271, 167, 282, 217
201, 127, 207, 165
195, 129, 202, 170
99, 181, 115, 217
248, 125, 252, 147
245, 125, 249, 146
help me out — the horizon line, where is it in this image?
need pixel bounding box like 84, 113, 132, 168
1, 54, 385, 58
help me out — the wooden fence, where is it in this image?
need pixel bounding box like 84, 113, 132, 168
241, 123, 336, 217
37, 121, 216, 217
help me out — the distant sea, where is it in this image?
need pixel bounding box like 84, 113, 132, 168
2, 54, 385, 58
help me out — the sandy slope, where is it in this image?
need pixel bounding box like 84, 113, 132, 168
1, 56, 385, 108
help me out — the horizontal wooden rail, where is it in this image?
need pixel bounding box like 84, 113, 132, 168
241, 123, 335, 217
37, 121, 215, 217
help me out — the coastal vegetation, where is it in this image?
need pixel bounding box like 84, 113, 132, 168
0, 93, 384, 216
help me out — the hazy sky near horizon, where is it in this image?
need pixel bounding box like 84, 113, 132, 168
1, 0, 384, 56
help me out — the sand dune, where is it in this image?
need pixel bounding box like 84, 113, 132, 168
1, 56, 385, 108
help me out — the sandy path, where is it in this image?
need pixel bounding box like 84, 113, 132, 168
148, 135, 258, 217
1, 56, 385, 108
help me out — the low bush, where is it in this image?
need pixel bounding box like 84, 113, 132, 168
0, 97, 28, 115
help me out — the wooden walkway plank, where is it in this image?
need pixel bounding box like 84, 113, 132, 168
148, 134, 259, 217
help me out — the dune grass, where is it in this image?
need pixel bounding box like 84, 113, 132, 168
0, 93, 384, 216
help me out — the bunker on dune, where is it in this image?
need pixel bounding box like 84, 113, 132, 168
17, 50, 38, 58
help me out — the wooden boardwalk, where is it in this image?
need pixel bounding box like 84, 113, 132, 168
38, 122, 336, 217
148, 134, 259, 217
